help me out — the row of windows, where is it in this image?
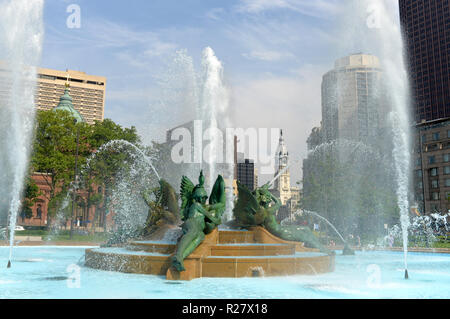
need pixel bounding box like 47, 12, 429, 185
38, 84, 104, 94
422, 130, 450, 143
426, 178, 450, 188
424, 142, 450, 156
416, 165, 450, 177
415, 191, 450, 202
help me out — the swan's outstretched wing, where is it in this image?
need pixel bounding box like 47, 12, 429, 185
208, 175, 226, 219
180, 175, 195, 220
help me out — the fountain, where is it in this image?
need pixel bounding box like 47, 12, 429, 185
2, 0, 450, 299
85, 171, 335, 280
348, 0, 412, 279
302, 210, 354, 255
300, 0, 412, 279
0, 0, 44, 268
387, 213, 450, 249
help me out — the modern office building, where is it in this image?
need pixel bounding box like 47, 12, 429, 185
399, 0, 450, 122
237, 158, 256, 191
36, 68, 106, 124
413, 117, 450, 214
321, 54, 386, 143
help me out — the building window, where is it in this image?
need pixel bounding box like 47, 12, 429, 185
416, 170, 423, 178
428, 156, 436, 164
444, 154, 450, 162
445, 166, 450, 175
427, 144, 438, 151
431, 192, 440, 200
446, 179, 450, 187
430, 167, 438, 176
418, 181, 423, 189
431, 179, 439, 188
421, 134, 427, 143
433, 132, 440, 140
447, 130, 450, 138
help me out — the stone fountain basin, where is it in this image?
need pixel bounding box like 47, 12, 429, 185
85, 227, 334, 280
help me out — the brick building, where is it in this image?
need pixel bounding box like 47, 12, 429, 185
414, 117, 450, 214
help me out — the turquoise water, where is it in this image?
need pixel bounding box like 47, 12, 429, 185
0, 246, 449, 299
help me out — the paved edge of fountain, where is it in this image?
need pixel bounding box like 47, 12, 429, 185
85, 227, 335, 280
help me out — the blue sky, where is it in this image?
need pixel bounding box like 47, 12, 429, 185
40, 0, 401, 184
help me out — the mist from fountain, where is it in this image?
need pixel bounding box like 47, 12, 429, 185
317, 0, 412, 277
82, 139, 161, 243
385, 213, 449, 251
150, 48, 234, 222
86, 139, 161, 180
198, 47, 234, 221
0, 0, 44, 268
301, 210, 346, 244
361, 0, 411, 278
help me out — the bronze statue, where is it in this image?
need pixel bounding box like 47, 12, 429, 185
172, 170, 226, 271
232, 181, 334, 255
142, 179, 181, 238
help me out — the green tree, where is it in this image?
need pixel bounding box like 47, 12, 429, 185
20, 177, 41, 221
31, 110, 91, 225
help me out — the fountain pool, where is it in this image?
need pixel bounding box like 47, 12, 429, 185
1, 246, 449, 299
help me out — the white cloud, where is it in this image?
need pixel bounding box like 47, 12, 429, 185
236, 0, 341, 19
242, 50, 294, 61
206, 7, 225, 21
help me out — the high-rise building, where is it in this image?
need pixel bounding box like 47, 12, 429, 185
399, 0, 450, 122
36, 68, 106, 124
237, 158, 256, 191
321, 54, 385, 143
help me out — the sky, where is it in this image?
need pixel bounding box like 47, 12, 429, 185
40, 0, 402, 185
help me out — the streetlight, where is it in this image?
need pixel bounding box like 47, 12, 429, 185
70, 119, 80, 240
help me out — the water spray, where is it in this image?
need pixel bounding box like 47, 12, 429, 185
302, 210, 354, 255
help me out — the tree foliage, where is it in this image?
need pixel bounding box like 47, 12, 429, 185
30, 110, 142, 228
301, 139, 399, 242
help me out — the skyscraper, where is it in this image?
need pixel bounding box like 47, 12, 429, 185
36, 68, 106, 124
236, 158, 256, 191
321, 54, 385, 143
399, 0, 450, 122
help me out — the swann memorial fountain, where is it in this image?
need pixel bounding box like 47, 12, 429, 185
85, 171, 335, 280
2, 0, 450, 299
